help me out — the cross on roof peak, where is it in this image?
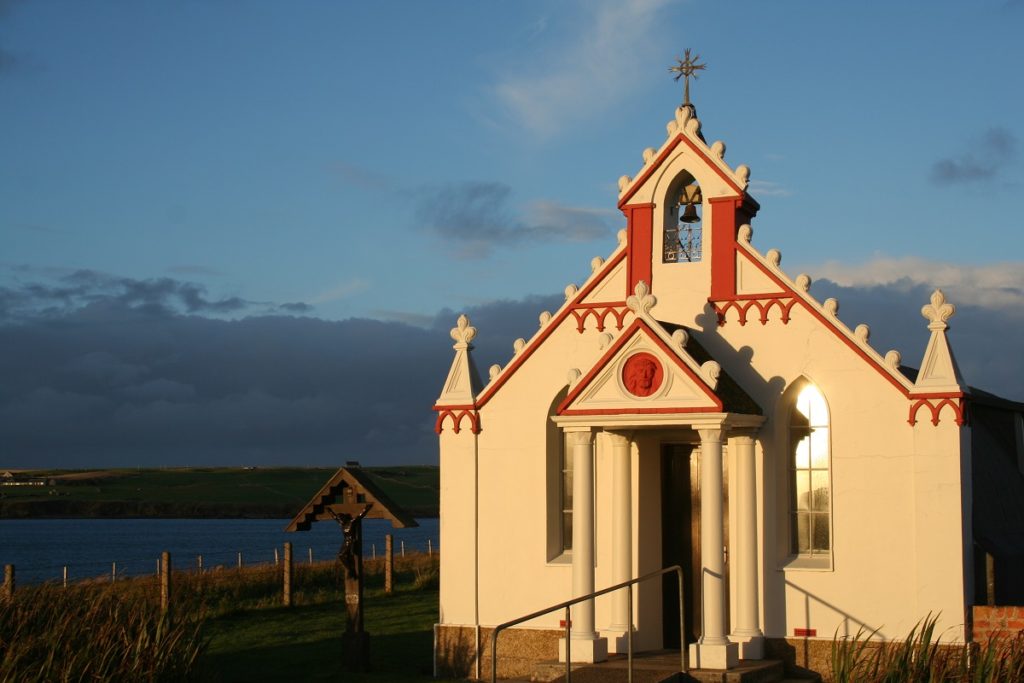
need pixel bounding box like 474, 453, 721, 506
669, 49, 707, 107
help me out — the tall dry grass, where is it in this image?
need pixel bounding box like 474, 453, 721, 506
0, 550, 440, 681
0, 583, 203, 682
830, 614, 1024, 682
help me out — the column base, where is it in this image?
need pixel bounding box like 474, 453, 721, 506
688, 640, 738, 670
730, 633, 764, 660
558, 635, 608, 663
601, 628, 635, 654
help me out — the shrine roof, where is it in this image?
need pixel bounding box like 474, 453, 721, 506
285, 466, 418, 532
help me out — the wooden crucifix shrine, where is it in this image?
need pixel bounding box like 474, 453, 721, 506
286, 465, 418, 671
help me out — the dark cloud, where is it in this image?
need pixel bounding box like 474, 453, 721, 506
1, 271, 1020, 469
278, 302, 314, 313
930, 127, 1017, 185
415, 181, 617, 258
0, 270, 258, 321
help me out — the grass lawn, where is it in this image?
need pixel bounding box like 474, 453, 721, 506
200, 585, 457, 682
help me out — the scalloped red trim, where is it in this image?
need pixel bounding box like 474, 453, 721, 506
908, 395, 965, 426
433, 406, 480, 434
569, 302, 630, 333
711, 296, 798, 326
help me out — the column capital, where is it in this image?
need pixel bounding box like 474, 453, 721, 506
728, 432, 757, 447
603, 429, 633, 447
698, 427, 726, 444
566, 429, 595, 447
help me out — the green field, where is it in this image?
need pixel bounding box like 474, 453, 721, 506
0, 466, 439, 518
200, 586, 450, 682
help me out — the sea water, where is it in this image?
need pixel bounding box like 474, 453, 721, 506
0, 517, 438, 585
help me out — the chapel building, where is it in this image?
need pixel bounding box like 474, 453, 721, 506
432, 95, 1024, 679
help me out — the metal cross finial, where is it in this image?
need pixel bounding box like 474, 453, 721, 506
669, 49, 707, 107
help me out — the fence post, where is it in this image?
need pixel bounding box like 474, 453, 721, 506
197, 555, 203, 574
308, 547, 313, 565
401, 540, 405, 557
428, 539, 432, 557
112, 561, 117, 583
160, 551, 171, 615
274, 548, 279, 566
2, 564, 13, 600
385, 534, 394, 594
283, 542, 293, 607
237, 552, 242, 569
63, 565, 68, 588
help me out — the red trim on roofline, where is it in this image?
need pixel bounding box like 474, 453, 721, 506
473, 249, 627, 409
560, 405, 722, 416
617, 134, 746, 209
726, 245, 914, 397
556, 317, 723, 415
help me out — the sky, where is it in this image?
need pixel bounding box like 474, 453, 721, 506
1, 0, 1022, 467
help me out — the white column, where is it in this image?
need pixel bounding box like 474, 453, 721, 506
730, 433, 764, 659
603, 430, 632, 652
559, 428, 608, 663
690, 427, 738, 670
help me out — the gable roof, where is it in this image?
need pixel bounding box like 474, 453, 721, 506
557, 316, 760, 418
285, 466, 418, 532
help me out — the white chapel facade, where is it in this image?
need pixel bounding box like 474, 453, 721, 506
431, 90, 1009, 677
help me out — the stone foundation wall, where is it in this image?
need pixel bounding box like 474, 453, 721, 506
434, 624, 562, 680
764, 637, 831, 680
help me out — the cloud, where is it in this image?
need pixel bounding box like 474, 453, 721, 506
747, 179, 792, 197
278, 302, 314, 313
491, 0, 671, 135
1, 266, 1021, 469
808, 256, 1024, 311
415, 181, 618, 258
0, 269, 303, 322
930, 127, 1018, 185
310, 278, 369, 305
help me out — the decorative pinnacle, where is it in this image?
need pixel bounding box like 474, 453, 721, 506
921, 289, 955, 331
450, 314, 477, 348
626, 280, 657, 316
669, 48, 706, 107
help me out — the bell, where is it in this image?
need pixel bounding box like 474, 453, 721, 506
680, 202, 700, 224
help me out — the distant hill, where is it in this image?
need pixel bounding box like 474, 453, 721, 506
0, 466, 438, 519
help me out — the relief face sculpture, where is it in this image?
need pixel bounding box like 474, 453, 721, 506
622, 353, 662, 397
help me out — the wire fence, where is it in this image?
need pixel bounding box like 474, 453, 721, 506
2, 535, 439, 613
1, 517, 437, 586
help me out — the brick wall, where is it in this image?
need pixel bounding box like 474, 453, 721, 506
973, 605, 1024, 642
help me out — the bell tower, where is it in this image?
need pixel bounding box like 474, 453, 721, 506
616, 52, 759, 324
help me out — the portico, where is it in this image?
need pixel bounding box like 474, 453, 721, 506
552, 413, 764, 669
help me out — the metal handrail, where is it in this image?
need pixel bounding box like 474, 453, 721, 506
490, 565, 687, 683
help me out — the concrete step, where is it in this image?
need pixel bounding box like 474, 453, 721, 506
527, 653, 795, 683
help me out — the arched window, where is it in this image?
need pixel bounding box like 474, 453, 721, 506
559, 432, 574, 553
546, 388, 572, 561
663, 178, 702, 263
790, 383, 831, 557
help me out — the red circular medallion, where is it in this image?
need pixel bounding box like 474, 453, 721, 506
622, 352, 663, 398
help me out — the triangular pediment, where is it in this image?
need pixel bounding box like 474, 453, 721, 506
558, 319, 723, 416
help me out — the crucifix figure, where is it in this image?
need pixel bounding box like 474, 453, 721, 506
668, 48, 707, 108
330, 502, 373, 669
